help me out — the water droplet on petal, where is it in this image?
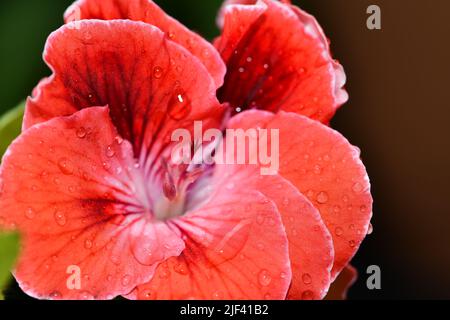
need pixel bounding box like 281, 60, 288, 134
79, 291, 94, 300
168, 86, 191, 120
302, 273, 312, 284
54, 210, 67, 226
352, 182, 364, 193
313, 165, 322, 175
316, 191, 329, 204
159, 268, 171, 279
121, 275, 131, 286
49, 291, 62, 299
58, 158, 74, 175
367, 223, 374, 235
212, 291, 224, 300
258, 269, 272, 287
256, 213, 265, 225
302, 290, 314, 300
153, 66, 163, 79
142, 290, 154, 299
106, 145, 115, 158
84, 239, 93, 249
115, 136, 124, 145
76, 127, 87, 139
349, 240, 356, 248
174, 262, 189, 275
335, 227, 344, 237
25, 207, 35, 220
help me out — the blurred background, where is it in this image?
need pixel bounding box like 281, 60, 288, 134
0, 0, 449, 299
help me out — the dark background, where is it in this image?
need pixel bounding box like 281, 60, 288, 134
0, 0, 449, 299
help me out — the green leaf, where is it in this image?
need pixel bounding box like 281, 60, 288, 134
0, 232, 20, 299
0, 101, 24, 159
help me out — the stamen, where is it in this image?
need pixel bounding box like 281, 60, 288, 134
162, 172, 177, 201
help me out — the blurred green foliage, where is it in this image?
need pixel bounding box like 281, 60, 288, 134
0, 232, 20, 299
0, 102, 24, 158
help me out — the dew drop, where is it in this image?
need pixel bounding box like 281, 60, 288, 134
174, 263, 189, 275
54, 210, 67, 226
302, 290, 314, 300
256, 213, 265, 225
313, 165, 322, 175
352, 182, 363, 193
316, 191, 329, 204
58, 158, 74, 175
302, 273, 312, 284
168, 86, 191, 120
349, 240, 356, 248
153, 66, 163, 79
49, 291, 62, 299
84, 239, 93, 249
25, 207, 35, 220
212, 291, 224, 300
335, 227, 344, 237
79, 291, 94, 300
258, 269, 272, 287
106, 145, 115, 158
76, 127, 87, 139
142, 290, 154, 299
367, 223, 374, 235
83, 30, 93, 41
159, 268, 171, 279
115, 136, 124, 145
110, 255, 121, 265
121, 275, 131, 286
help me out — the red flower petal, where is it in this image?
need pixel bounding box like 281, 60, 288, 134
64, 0, 225, 87
226, 110, 373, 280
229, 173, 333, 299
24, 20, 224, 158
0, 107, 185, 300
129, 183, 291, 300
215, 0, 347, 123
325, 265, 358, 300
212, 124, 333, 299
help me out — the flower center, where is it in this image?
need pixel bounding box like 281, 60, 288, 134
151, 161, 213, 221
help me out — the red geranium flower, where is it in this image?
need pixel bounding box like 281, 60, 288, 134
0, 0, 372, 300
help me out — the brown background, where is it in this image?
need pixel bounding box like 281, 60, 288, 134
0, 0, 449, 299
298, 0, 450, 299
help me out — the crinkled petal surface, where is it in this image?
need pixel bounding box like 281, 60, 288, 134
0, 107, 185, 300
215, 0, 347, 123
24, 20, 224, 162
129, 178, 292, 300
215, 166, 333, 300
65, 0, 226, 87
226, 110, 373, 280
